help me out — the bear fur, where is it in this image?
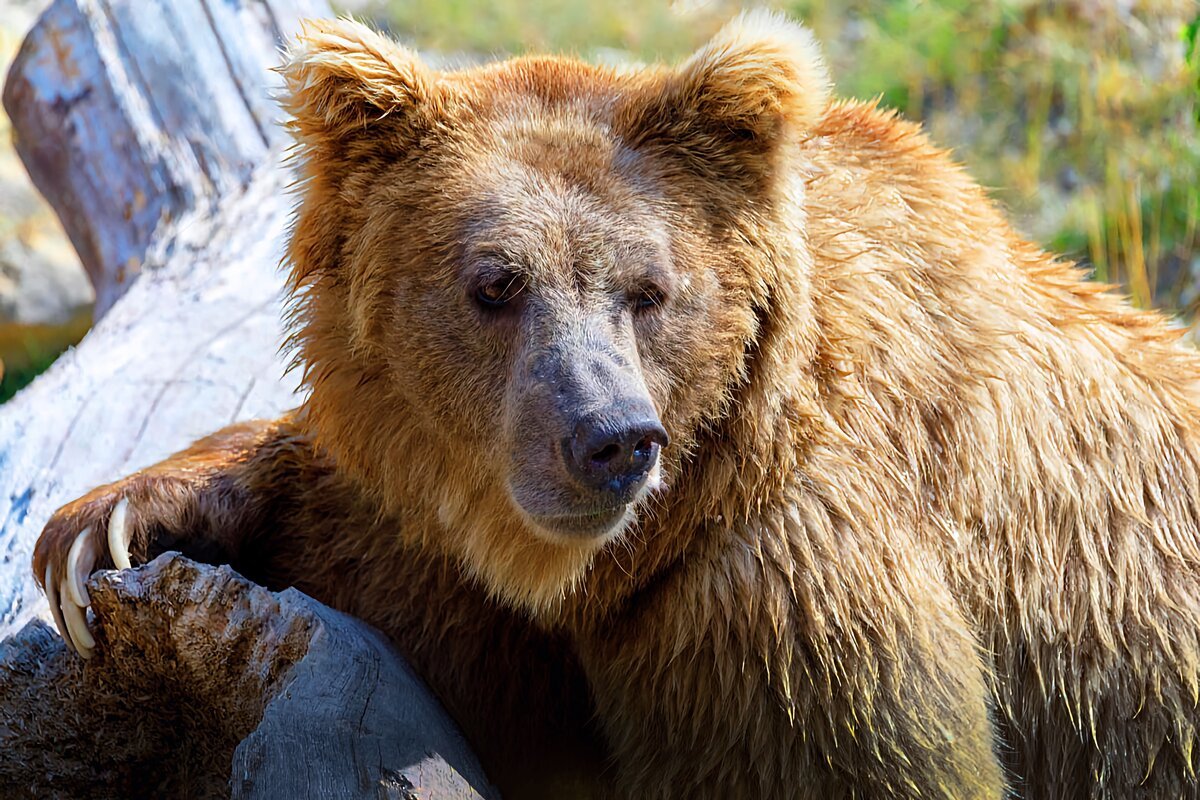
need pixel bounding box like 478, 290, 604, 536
33, 11, 1200, 799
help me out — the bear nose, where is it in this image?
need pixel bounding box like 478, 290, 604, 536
566, 411, 669, 496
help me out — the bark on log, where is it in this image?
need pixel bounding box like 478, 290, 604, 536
0, 554, 497, 799
0, 2, 499, 796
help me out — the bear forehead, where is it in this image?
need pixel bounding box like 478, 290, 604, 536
455, 158, 672, 288
441, 56, 662, 175
482, 112, 627, 193
422, 70, 673, 276
446, 64, 634, 173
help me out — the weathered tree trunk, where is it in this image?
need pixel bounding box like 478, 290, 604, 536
0, 2, 498, 796
5, 0, 316, 315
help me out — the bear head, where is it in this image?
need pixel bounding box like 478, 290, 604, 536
279, 11, 829, 611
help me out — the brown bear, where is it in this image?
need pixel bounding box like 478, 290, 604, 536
32, 10, 1200, 799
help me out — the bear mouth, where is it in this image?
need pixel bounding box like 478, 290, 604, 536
525, 505, 632, 540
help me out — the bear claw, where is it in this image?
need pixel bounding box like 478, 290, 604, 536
108, 498, 132, 570
44, 564, 74, 655
66, 528, 94, 607
46, 499, 135, 658
59, 574, 94, 657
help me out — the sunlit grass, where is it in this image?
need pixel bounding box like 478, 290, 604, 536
354, 0, 725, 61
792, 0, 1200, 317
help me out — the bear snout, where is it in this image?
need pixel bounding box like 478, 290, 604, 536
506, 329, 667, 540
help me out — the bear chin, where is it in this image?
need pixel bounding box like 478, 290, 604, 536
511, 460, 662, 544
523, 505, 635, 543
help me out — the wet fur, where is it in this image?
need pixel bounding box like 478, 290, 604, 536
35, 11, 1200, 799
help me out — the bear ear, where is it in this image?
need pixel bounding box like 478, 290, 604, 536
278, 18, 439, 149
618, 10, 830, 185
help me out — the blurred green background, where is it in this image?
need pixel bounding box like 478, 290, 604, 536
1, 0, 1198, 402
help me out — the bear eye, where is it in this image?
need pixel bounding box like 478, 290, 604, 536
631, 283, 667, 314
475, 273, 524, 311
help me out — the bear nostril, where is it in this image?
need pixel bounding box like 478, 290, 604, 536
633, 436, 655, 458
590, 443, 622, 466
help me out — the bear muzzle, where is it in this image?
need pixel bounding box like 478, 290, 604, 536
507, 334, 668, 540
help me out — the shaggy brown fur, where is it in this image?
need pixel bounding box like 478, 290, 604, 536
34, 11, 1200, 799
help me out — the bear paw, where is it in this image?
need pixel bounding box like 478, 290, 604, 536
36, 496, 136, 659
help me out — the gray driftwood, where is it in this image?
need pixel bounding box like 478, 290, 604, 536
0, 554, 497, 799
0, 1, 498, 796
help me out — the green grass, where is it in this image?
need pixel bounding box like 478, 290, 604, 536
790, 0, 1200, 316
349, 0, 1200, 317
0, 342, 63, 404
350, 0, 720, 61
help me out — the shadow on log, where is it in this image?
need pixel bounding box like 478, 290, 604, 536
0, 555, 497, 799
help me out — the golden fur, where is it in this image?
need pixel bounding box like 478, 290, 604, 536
35, 11, 1200, 798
